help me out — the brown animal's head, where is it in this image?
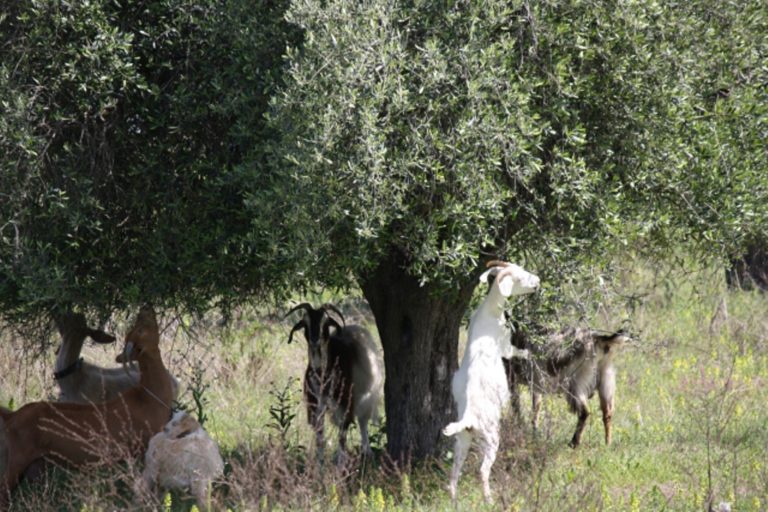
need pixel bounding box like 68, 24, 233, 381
284, 303, 345, 369
116, 306, 160, 363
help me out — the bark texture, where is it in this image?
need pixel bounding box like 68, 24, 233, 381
361, 257, 476, 462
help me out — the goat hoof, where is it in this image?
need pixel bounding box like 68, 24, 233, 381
332, 450, 349, 467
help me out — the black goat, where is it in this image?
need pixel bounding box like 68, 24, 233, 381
285, 303, 383, 460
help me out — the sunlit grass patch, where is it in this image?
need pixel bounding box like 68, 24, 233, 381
1, 259, 767, 510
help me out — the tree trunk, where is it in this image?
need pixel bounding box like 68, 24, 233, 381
360, 256, 477, 463
726, 242, 768, 291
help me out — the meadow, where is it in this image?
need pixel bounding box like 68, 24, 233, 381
1, 255, 767, 511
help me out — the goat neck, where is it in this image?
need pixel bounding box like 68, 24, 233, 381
53, 312, 89, 377
119, 309, 174, 411
482, 272, 511, 315
136, 346, 173, 409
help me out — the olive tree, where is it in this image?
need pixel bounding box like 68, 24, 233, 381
0, 0, 299, 336
256, 0, 767, 460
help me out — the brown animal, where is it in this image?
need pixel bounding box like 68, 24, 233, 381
0, 306, 174, 505
53, 311, 179, 404
505, 324, 629, 447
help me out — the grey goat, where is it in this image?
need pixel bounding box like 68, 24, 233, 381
505, 323, 629, 447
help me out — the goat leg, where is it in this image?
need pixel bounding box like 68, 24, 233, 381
308, 403, 326, 462
569, 407, 590, 448
531, 390, 542, 435
598, 363, 617, 446
448, 431, 471, 502
334, 423, 350, 466
358, 419, 372, 458
479, 431, 500, 503
600, 393, 614, 445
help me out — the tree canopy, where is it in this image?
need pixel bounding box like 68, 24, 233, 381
1, 0, 765, 460
253, 0, 767, 293
0, 0, 299, 327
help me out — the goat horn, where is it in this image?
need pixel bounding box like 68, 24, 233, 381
321, 303, 346, 327
485, 260, 511, 268
284, 302, 314, 319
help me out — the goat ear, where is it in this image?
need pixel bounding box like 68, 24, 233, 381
287, 321, 305, 344
87, 329, 117, 345
479, 268, 495, 284
497, 274, 514, 297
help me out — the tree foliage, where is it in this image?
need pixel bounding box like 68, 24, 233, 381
256, 0, 767, 294
0, 0, 299, 327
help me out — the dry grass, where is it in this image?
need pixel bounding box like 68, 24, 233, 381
1, 259, 768, 510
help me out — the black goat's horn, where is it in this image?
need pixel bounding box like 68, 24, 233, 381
321, 303, 346, 328
284, 302, 314, 319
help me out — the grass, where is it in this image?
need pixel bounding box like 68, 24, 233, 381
1, 255, 767, 511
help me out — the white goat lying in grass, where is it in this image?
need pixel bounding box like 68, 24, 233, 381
444, 260, 539, 502
135, 410, 224, 511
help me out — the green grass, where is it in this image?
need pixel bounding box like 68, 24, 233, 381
2, 257, 767, 510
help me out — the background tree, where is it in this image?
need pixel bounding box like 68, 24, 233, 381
254, 0, 767, 461
0, 0, 299, 335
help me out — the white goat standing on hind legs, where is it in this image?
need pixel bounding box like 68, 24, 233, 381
444, 260, 540, 503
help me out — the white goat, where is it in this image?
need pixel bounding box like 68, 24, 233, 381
444, 260, 539, 502
135, 410, 224, 511
54, 312, 179, 404
285, 303, 384, 461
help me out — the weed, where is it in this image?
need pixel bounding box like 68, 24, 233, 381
266, 377, 300, 448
